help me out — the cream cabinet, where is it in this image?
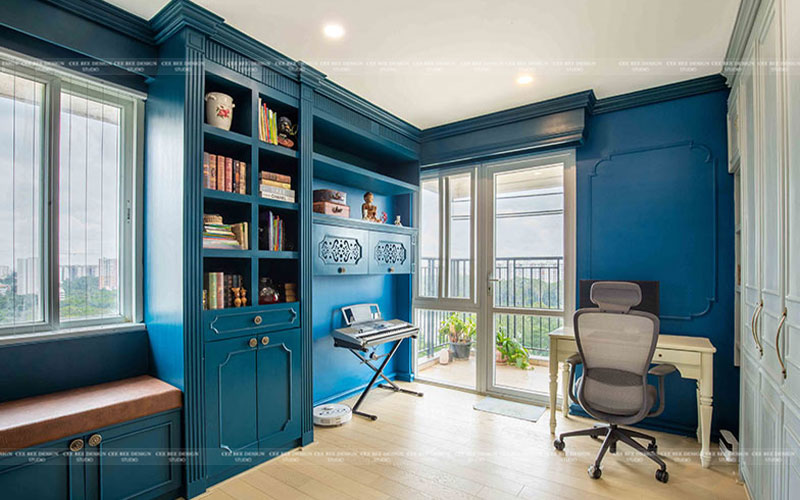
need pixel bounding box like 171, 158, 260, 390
730, 0, 800, 498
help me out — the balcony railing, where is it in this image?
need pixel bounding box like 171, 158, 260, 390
416, 257, 564, 360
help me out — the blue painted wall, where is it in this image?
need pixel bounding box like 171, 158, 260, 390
575, 89, 736, 436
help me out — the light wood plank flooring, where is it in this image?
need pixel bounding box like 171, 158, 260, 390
198, 382, 745, 500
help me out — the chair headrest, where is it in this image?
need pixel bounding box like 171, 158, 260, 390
590, 281, 642, 313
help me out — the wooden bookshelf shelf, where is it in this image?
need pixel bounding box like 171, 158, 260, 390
202, 248, 253, 259
203, 124, 251, 145
256, 196, 299, 211
258, 140, 299, 159
256, 251, 299, 259
203, 189, 252, 204
313, 152, 418, 195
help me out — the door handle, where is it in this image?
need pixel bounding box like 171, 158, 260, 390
751, 300, 764, 356
776, 308, 787, 379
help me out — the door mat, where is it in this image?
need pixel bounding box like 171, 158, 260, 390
473, 397, 546, 422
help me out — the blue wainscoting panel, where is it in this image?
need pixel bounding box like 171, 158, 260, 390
575, 89, 736, 436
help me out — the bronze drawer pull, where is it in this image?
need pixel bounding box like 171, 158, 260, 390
249, 338, 257, 348
69, 439, 84, 452
253, 315, 263, 325
261, 336, 270, 346
88, 434, 102, 447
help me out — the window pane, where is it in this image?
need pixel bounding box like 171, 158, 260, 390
494, 313, 563, 393
447, 173, 471, 298
494, 164, 564, 310
0, 71, 45, 327
419, 179, 439, 297
415, 308, 477, 390
59, 90, 121, 321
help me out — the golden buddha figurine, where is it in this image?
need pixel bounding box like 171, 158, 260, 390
362, 192, 379, 222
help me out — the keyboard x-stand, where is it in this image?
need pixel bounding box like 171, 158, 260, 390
332, 303, 423, 420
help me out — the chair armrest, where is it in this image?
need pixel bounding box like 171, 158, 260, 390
566, 353, 583, 404
566, 353, 582, 366
648, 364, 677, 377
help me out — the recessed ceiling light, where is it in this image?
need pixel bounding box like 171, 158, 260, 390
516, 75, 534, 85
323, 23, 345, 39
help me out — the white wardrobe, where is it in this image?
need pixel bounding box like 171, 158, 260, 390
727, 0, 800, 498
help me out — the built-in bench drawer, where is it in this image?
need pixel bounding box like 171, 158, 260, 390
204, 303, 300, 342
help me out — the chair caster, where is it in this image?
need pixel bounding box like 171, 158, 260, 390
588, 465, 602, 479
647, 442, 658, 453
553, 439, 565, 451
655, 469, 669, 483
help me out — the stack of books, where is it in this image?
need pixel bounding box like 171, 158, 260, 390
260, 171, 295, 202
258, 98, 279, 145
204, 152, 247, 194
262, 211, 286, 251
284, 283, 297, 303
203, 214, 248, 250
204, 272, 245, 310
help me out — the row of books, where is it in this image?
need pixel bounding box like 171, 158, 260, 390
258, 99, 280, 145
262, 211, 287, 251
260, 171, 295, 203
203, 214, 249, 250
203, 273, 245, 310
204, 152, 247, 194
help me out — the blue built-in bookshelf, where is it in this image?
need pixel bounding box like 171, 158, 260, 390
141, 1, 422, 497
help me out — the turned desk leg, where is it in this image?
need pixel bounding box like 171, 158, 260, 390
549, 341, 559, 434
561, 362, 570, 417
698, 352, 714, 468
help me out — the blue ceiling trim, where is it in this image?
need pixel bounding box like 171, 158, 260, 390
592, 74, 729, 115
43, 0, 155, 45
422, 90, 596, 141
149, 0, 223, 45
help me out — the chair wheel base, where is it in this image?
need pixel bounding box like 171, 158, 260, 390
655, 469, 669, 483
553, 439, 565, 451
588, 465, 602, 479
647, 442, 658, 453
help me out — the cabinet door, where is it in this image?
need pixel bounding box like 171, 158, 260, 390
756, 0, 786, 383
740, 350, 761, 493
313, 224, 368, 275
782, 399, 800, 500
86, 411, 181, 500
740, 42, 763, 361
256, 328, 302, 450
369, 231, 412, 274
205, 336, 260, 479
759, 375, 784, 500
0, 438, 85, 500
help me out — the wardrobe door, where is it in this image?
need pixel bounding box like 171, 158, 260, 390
755, 0, 786, 383
783, 0, 800, 408
759, 376, 784, 500
740, 350, 761, 494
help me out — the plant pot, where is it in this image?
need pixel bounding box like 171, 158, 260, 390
450, 342, 472, 359
205, 92, 235, 131
495, 350, 508, 364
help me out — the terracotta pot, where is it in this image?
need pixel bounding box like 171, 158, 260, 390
205, 92, 235, 131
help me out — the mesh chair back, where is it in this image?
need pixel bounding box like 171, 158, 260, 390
574, 282, 659, 417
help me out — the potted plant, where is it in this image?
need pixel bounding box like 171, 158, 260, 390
438, 313, 475, 359
495, 328, 531, 369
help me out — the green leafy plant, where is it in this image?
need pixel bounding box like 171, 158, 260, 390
438, 313, 476, 344
496, 328, 531, 369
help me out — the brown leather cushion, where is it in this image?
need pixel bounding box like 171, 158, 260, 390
0, 375, 182, 452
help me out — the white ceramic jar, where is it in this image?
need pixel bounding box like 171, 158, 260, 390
205, 92, 235, 131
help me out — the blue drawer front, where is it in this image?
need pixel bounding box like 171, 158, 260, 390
204, 303, 300, 342
313, 224, 369, 275
0, 437, 84, 500
368, 231, 412, 274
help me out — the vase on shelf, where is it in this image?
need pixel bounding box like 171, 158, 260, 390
205, 92, 235, 131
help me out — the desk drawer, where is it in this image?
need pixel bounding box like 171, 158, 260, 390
204, 304, 300, 342
653, 348, 700, 368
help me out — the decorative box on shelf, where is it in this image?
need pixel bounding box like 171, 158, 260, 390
313, 201, 350, 218
313, 189, 347, 205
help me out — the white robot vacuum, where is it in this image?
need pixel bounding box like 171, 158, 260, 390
313, 404, 352, 427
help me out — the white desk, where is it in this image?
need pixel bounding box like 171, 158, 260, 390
548, 326, 716, 468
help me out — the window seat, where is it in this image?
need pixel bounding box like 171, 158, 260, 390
0, 375, 182, 452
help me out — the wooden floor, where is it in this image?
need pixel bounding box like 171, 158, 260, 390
198, 382, 746, 500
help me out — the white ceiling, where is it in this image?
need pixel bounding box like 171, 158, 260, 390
108, 0, 740, 129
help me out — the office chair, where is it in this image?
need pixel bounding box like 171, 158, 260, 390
552, 281, 676, 483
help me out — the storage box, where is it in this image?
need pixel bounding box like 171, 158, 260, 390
313, 189, 347, 205
313, 201, 350, 218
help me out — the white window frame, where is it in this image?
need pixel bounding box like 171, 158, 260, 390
0, 49, 144, 340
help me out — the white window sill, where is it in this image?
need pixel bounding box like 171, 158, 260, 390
0, 322, 146, 347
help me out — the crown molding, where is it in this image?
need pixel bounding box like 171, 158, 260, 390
722, 0, 761, 84
149, 0, 223, 45
592, 74, 728, 115
422, 90, 596, 141
43, 0, 155, 44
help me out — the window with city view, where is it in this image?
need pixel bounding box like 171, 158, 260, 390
0, 61, 138, 333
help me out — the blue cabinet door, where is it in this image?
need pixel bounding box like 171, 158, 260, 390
85, 411, 182, 500
256, 328, 301, 451
313, 224, 369, 275
368, 231, 412, 274
0, 438, 85, 500
205, 336, 260, 481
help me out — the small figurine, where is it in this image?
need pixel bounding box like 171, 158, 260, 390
231, 287, 242, 308
362, 192, 379, 222
240, 287, 248, 307
259, 278, 279, 304
394, 215, 402, 226
380, 211, 388, 224
277, 116, 297, 149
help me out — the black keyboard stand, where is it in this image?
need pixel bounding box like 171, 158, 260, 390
340, 339, 424, 421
